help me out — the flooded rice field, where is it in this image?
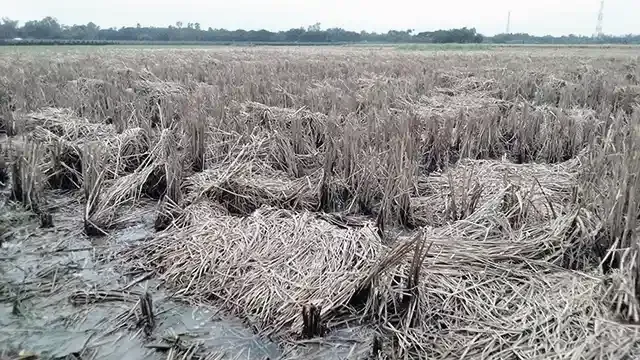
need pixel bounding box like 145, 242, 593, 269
4, 47, 640, 359
0, 191, 282, 360
0, 183, 371, 360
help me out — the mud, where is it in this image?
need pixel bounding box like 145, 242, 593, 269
0, 191, 281, 360
0, 188, 374, 360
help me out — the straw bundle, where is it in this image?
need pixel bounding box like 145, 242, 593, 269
359, 217, 632, 359
605, 248, 640, 324
184, 115, 207, 172
24, 107, 115, 141
503, 104, 604, 164
24, 126, 81, 190
412, 157, 581, 227
133, 80, 189, 128
154, 128, 183, 231
532, 75, 573, 106
434, 70, 473, 88
84, 129, 178, 234
0, 84, 14, 111
264, 131, 324, 178
242, 130, 324, 178
198, 128, 320, 182
170, 199, 229, 228
10, 141, 45, 213
613, 85, 640, 114
202, 128, 323, 180
412, 94, 504, 170
110, 66, 138, 87
242, 101, 327, 151
185, 158, 322, 215
613, 85, 640, 108
413, 93, 502, 121
127, 206, 386, 338
66, 77, 106, 93
434, 72, 500, 97
243, 100, 327, 124
304, 80, 351, 114
536, 107, 603, 163
44, 138, 83, 190
64, 77, 111, 114
29, 125, 148, 189
103, 127, 150, 176
133, 80, 186, 97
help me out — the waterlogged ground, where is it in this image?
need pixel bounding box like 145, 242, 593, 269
0, 191, 282, 360
0, 190, 372, 360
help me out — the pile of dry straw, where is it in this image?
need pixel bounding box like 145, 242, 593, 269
5, 57, 639, 358
124, 148, 639, 358
411, 156, 582, 227
21, 108, 150, 191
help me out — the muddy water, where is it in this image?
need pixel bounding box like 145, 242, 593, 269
0, 191, 281, 359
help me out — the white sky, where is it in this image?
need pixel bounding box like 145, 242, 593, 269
4, 0, 639, 36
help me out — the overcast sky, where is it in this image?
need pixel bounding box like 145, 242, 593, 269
4, 0, 639, 36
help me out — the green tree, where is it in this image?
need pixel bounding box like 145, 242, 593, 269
307, 22, 321, 32
86, 22, 99, 40
21, 17, 62, 39
0, 18, 19, 39
5, 17, 640, 45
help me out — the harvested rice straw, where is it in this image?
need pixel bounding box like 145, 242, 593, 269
45, 138, 83, 190
242, 101, 327, 136
26, 127, 83, 190
184, 154, 322, 214
104, 127, 150, 176
171, 199, 229, 228
133, 80, 186, 97
361, 222, 636, 359
27, 125, 149, 190
24, 107, 115, 141
10, 141, 45, 212
83, 143, 106, 235
154, 129, 182, 231
126, 206, 385, 339
69, 289, 141, 305
85, 129, 177, 233
411, 157, 581, 227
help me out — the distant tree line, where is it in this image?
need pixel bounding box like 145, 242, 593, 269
0, 17, 638, 45
490, 32, 640, 45
0, 18, 483, 44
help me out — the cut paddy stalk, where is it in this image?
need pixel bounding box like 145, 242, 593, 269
10, 141, 45, 214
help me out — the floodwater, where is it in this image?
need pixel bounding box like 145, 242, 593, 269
0, 189, 373, 360
0, 191, 281, 360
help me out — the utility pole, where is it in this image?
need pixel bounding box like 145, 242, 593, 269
595, 0, 604, 37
